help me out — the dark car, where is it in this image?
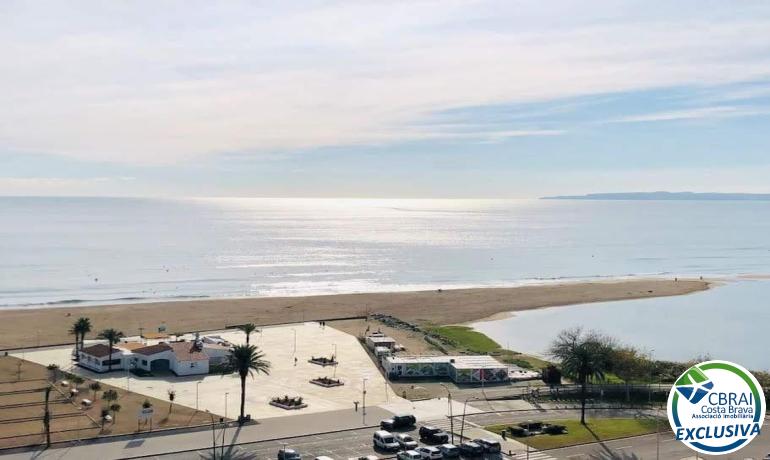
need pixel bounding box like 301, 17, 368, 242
472, 439, 501, 453
419, 425, 450, 444
380, 414, 417, 431
459, 442, 483, 457
278, 449, 302, 460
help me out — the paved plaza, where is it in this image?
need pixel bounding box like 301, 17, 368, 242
14, 322, 400, 419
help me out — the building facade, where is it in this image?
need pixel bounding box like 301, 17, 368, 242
382, 355, 509, 383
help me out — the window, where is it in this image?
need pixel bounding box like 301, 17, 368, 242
141, 359, 147, 365
190, 362, 196, 368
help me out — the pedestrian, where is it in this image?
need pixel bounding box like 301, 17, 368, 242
294, 357, 298, 366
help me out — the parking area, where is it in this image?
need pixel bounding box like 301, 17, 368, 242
153, 424, 510, 460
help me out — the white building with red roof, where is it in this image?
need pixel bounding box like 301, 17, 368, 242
78, 338, 227, 376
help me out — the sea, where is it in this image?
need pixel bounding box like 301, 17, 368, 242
1, 197, 768, 368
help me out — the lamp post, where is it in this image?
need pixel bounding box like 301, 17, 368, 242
207, 410, 217, 460
362, 377, 368, 425
225, 392, 229, 419
196, 381, 202, 411
460, 396, 479, 441
292, 328, 297, 355
440, 383, 454, 444
648, 348, 655, 404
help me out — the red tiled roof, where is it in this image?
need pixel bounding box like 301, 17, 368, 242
80, 343, 115, 358
132, 343, 172, 356
169, 341, 208, 361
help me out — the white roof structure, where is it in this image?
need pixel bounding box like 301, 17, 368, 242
385, 355, 506, 369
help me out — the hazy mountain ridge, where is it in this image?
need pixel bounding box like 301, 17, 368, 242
541, 192, 770, 201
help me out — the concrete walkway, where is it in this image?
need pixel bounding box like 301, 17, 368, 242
0, 407, 393, 460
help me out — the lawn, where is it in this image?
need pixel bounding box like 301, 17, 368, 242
486, 418, 667, 450
426, 325, 550, 369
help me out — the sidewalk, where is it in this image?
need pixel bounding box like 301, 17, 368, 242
0, 407, 393, 460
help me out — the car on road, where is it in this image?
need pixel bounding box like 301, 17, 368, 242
348, 457, 378, 460
472, 438, 501, 453
416, 446, 442, 460
418, 426, 450, 444
373, 430, 401, 452
381, 414, 417, 431
278, 449, 302, 460
397, 450, 422, 460
314, 457, 334, 460
395, 433, 419, 450
458, 442, 483, 457
439, 444, 460, 458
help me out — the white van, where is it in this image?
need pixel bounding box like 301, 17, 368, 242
373, 430, 400, 451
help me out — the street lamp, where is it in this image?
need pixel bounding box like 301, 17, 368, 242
648, 348, 655, 404
225, 392, 229, 419
292, 328, 297, 355
196, 381, 202, 411
460, 395, 480, 441
362, 377, 369, 425
439, 383, 454, 444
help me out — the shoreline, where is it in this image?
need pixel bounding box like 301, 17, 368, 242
0, 278, 709, 350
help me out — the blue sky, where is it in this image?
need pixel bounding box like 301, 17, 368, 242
2, 0, 770, 197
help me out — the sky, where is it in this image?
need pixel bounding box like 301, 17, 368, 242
2, 0, 770, 198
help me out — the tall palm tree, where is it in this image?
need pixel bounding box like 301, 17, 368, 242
109, 403, 121, 423
236, 323, 259, 345
97, 328, 125, 372
227, 344, 271, 424
69, 317, 92, 358
549, 327, 615, 425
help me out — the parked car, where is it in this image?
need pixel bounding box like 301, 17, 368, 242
459, 442, 483, 457
472, 439, 501, 453
396, 433, 419, 450
439, 444, 460, 458
314, 457, 334, 460
373, 430, 401, 452
381, 414, 417, 431
348, 456, 378, 460
419, 426, 450, 444
397, 451, 422, 460
416, 446, 443, 460
278, 449, 302, 460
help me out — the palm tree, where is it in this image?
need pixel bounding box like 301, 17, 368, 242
109, 403, 121, 423
89, 381, 102, 400
227, 344, 271, 424
96, 328, 125, 372
167, 389, 176, 415
69, 317, 92, 358
103, 389, 119, 405
237, 323, 259, 345
549, 327, 615, 425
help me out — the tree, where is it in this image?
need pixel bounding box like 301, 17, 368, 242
142, 399, 153, 409
167, 389, 176, 414
227, 344, 271, 424
236, 323, 259, 345
549, 327, 615, 424
611, 347, 647, 402
69, 317, 92, 358
103, 389, 119, 404
71, 375, 85, 388
110, 403, 121, 423
89, 381, 102, 400
96, 328, 125, 372
46, 364, 60, 383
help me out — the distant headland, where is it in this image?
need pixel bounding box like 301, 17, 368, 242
541, 191, 770, 201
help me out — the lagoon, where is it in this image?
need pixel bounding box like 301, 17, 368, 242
472, 280, 770, 371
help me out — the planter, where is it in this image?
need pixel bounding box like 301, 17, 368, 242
310, 378, 344, 388
308, 358, 338, 367
269, 401, 308, 410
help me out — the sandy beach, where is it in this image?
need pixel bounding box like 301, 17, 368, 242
0, 278, 708, 350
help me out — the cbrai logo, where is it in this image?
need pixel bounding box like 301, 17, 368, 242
668, 360, 766, 455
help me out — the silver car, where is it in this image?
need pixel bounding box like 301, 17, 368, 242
396, 433, 419, 450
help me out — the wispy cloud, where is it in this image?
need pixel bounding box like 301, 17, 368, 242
606, 105, 770, 123
2, 1, 770, 164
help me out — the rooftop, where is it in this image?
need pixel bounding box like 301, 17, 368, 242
132, 343, 173, 356
169, 341, 209, 361
385, 355, 506, 369
79, 343, 116, 358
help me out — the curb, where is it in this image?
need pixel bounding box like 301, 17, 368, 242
115, 423, 383, 459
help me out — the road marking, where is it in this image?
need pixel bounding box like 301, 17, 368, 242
615, 445, 632, 450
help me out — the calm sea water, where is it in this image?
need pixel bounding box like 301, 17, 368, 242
473, 280, 770, 371
1, 197, 770, 308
